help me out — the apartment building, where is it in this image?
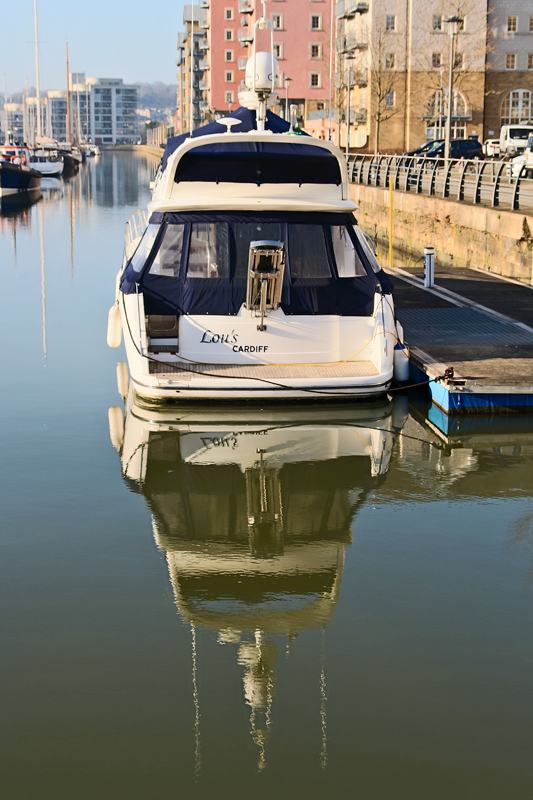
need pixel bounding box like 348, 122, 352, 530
175, 0, 331, 133
328, 0, 533, 152
484, 3, 533, 136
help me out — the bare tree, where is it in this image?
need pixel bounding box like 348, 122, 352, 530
368, 18, 402, 152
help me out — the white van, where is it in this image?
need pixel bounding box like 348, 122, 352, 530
499, 124, 533, 157
525, 134, 533, 178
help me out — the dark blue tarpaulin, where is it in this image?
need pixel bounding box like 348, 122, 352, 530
161, 107, 294, 172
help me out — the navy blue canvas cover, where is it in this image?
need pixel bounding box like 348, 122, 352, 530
121, 212, 392, 318
161, 107, 293, 171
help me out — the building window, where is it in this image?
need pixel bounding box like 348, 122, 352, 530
385, 53, 395, 69
433, 14, 442, 31
272, 14, 283, 29
225, 29, 234, 41
238, 56, 247, 69
273, 43, 283, 59
386, 15, 396, 31
317, 102, 324, 110
507, 16, 517, 33
432, 52, 441, 68
310, 72, 321, 87
225, 70, 234, 82
225, 50, 234, 61
506, 53, 516, 69
385, 91, 395, 107
310, 14, 322, 30
225, 91, 234, 103
529, 54, 533, 69
530, 16, 533, 32
310, 43, 321, 59
225, 7, 234, 20
501, 89, 531, 124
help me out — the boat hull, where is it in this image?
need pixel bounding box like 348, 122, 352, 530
0, 163, 42, 196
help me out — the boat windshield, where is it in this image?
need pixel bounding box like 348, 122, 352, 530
129, 224, 160, 273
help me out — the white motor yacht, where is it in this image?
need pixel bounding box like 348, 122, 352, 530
29, 138, 64, 177
107, 11, 407, 403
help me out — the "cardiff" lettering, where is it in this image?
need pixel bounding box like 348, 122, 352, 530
232, 345, 269, 353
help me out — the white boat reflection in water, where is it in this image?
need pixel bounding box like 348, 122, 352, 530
109, 387, 408, 771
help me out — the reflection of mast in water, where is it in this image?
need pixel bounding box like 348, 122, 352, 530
69, 181, 74, 278
38, 202, 47, 360
190, 622, 201, 780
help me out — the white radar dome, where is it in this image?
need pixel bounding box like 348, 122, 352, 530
245, 52, 279, 92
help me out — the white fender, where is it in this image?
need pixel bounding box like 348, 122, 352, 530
393, 342, 410, 383
116, 361, 129, 398
107, 303, 122, 348
391, 395, 409, 431
108, 406, 124, 451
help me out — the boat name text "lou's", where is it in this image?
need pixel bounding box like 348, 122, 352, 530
200, 329, 269, 353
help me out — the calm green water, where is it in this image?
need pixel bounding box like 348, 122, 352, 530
1, 154, 532, 800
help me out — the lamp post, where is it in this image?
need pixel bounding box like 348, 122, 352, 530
444, 15, 462, 160
284, 76, 292, 121
345, 56, 355, 157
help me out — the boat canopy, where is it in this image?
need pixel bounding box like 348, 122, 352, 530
161, 107, 292, 172
120, 211, 392, 317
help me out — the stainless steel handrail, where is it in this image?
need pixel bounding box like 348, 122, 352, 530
346, 154, 533, 211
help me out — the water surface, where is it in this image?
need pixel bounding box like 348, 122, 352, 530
1, 153, 532, 800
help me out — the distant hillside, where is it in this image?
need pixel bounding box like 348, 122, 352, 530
137, 82, 177, 110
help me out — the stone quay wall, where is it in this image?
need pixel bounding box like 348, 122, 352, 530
351, 183, 533, 284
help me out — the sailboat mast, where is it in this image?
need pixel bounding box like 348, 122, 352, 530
34, 0, 42, 139
66, 42, 71, 144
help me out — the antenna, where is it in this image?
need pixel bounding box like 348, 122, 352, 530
252, 0, 274, 130
217, 117, 241, 134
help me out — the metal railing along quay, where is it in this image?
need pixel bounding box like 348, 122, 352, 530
347, 154, 533, 212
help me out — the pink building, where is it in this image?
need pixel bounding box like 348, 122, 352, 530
206, 0, 332, 122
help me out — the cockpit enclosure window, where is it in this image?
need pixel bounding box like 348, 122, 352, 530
288, 224, 331, 278
355, 229, 382, 274
235, 222, 283, 278
129, 223, 160, 273
149, 224, 184, 277
331, 226, 367, 278
173, 142, 342, 186
187, 222, 229, 279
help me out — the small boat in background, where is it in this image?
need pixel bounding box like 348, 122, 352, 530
0, 145, 42, 196
29, 137, 64, 176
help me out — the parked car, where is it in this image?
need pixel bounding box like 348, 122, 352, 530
482, 138, 500, 157
404, 139, 444, 157
421, 137, 484, 163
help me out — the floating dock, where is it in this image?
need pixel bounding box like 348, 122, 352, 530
392, 264, 533, 414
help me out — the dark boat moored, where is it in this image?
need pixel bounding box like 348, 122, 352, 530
0, 160, 42, 196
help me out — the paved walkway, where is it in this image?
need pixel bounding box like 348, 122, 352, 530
391, 264, 533, 389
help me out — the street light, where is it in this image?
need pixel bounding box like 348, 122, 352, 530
345, 55, 355, 157
284, 77, 292, 121
444, 15, 463, 160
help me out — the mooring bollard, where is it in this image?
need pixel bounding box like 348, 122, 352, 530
424, 246, 434, 288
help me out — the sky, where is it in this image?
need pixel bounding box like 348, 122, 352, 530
2, 0, 186, 95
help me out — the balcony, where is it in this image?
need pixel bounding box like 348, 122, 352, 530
238, 56, 247, 70
338, 31, 368, 52
198, 19, 209, 29
199, 40, 210, 50
200, 0, 209, 6
238, 0, 254, 13
198, 59, 210, 70
348, 70, 368, 87
336, 0, 369, 18
199, 101, 210, 111
199, 79, 209, 90
238, 28, 253, 43
354, 108, 367, 123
